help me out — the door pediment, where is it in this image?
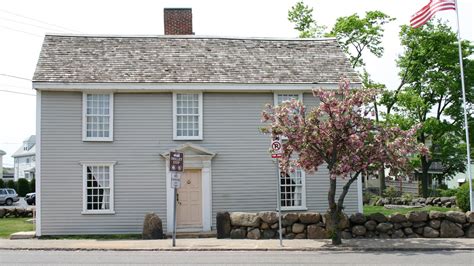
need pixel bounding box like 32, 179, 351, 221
161, 143, 216, 161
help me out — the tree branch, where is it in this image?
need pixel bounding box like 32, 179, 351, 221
336, 171, 361, 213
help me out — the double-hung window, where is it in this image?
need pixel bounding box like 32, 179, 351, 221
83, 93, 113, 141
82, 162, 115, 214
173, 92, 203, 140
280, 167, 306, 210
274, 92, 303, 105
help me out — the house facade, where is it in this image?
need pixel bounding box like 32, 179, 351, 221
12, 135, 36, 181
33, 9, 362, 236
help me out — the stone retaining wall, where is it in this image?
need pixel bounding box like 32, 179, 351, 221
0, 208, 34, 218
373, 196, 457, 208
216, 211, 474, 239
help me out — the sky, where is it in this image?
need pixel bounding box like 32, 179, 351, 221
0, 0, 473, 167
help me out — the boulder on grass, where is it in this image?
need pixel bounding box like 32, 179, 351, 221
142, 212, 163, 239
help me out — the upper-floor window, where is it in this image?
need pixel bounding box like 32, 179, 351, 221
173, 92, 203, 140
26, 158, 30, 164
274, 93, 303, 105
82, 93, 113, 141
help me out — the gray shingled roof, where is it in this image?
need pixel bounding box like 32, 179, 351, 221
33, 35, 360, 84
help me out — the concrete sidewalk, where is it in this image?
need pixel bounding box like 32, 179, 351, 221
0, 238, 473, 251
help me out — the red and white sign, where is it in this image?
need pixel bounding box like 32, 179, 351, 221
270, 136, 282, 158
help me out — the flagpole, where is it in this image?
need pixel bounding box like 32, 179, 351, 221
454, 0, 473, 212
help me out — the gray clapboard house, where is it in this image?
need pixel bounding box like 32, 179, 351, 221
33, 9, 362, 236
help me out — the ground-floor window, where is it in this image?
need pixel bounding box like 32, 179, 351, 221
82, 162, 115, 214
280, 167, 306, 210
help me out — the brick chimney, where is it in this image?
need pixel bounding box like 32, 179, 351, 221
164, 8, 193, 35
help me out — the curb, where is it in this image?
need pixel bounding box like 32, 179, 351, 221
0, 247, 473, 252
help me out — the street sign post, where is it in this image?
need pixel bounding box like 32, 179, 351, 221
169, 151, 183, 247
270, 136, 283, 247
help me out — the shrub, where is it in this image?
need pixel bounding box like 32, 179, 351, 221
456, 183, 471, 212
6, 180, 16, 189
383, 186, 398, 200
30, 178, 35, 193
17, 178, 30, 197
401, 192, 414, 203
439, 188, 458, 197
0, 179, 4, 188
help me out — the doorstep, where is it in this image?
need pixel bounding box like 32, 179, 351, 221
166, 231, 216, 238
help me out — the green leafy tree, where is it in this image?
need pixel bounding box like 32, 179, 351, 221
17, 178, 29, 197
0, 179, 4, 188
6, 180, 16, 189
30, 178, 36, 193
396, 21, 474, 197
328, 11, 395, 69
288, 1, 326, 38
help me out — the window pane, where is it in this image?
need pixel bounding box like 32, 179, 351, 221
86, 165, 111, 211
85, 94, 110, 139
277, 94, 300, 104
175, 93, 200, 137
280, 168, 304, 207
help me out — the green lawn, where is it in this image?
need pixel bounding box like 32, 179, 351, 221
363, 205, 459, 216
0, 218, 35, 238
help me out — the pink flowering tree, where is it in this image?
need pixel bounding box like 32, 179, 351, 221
261, 78, 427, 245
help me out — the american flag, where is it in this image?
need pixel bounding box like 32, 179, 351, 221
410, 0, 456, 28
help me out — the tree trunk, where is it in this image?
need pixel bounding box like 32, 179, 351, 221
378, 168, 386, 196
327, 177, 342, 245
421, 156, 430, 197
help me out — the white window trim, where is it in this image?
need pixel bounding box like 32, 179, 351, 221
274, 92, 303, 141
82, 92, 114, 142
81, 161, 116, 215
173, 92, 203, 140
273, 92, 303, 106
279, 168, 307, 211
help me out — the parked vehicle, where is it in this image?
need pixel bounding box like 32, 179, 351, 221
25, 192, 36, 205
0, 188, 20, 206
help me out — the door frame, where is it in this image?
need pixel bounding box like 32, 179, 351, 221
162, 143, 215, 233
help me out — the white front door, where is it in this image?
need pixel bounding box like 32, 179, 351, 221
177, 169, 202, 228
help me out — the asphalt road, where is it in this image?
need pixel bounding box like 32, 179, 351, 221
0, 250, 472, 265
